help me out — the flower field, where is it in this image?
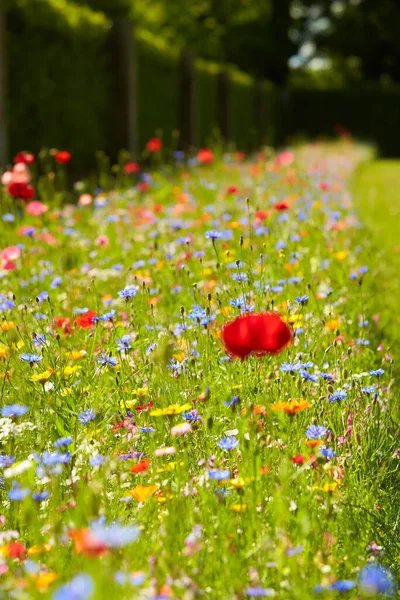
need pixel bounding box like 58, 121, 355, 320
0, 142, 398, 599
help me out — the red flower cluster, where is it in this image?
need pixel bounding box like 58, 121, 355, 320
55, 151, 71, 164
7, 182, 35, 201
222, 313, 292, 359
146, 138, 162, 153
75, 311, 97, 328
14, 151, 35, 165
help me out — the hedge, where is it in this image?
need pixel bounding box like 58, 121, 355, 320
6, 0, 112, 168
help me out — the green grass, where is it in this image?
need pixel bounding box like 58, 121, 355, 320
0, 143, 398, 598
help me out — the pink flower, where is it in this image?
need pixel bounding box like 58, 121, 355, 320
277, 151, 294, 167
154, 447, 176, 457
171, 423, 192, 436
0, 259, 16, 271
12, 162, 31, 184
78, 194, 93, 206
39, 232, 57, 245
95, 235, 109, 247
1, 171, 13, 186
26, 201, 48, 216
1, 246, 21, 261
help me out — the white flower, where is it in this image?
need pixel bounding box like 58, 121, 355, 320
4, 459, 33, 479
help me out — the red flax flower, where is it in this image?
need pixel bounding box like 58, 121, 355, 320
54, 151, 71, 164
8, 182, 35, 201
222, 313, 292, 359
146, 138, 162, 153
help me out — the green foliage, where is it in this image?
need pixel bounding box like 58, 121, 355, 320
229, 68, 256, 150
6, 0, 112, 168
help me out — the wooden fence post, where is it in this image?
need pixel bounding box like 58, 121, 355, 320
179, 47, 196, 149
217, 71, 231, 143
0, 7, 8, 166
108, 19, 137, 159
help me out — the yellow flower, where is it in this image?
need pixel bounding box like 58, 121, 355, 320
27, 543, 52, 556
231, 504, 247, 512
283, 314, 303, 327
33, 573, 58, 590
156, 461, 184, 474
30, 368, 55, 383
62, 365, 81, 377
315, 481, 341, 493
150, 403, 191, 417
172, 351, 186, 363
65, 350, 86, 360
221, 306, 232, 316
127, 484, 158, 503
121, 399, 137, 410
61, 388, 73, 397
271, 398, 311, 415
133, 387, 148, 397
0, 321, 16, 331
0, 345, 11, 358
334, 250, 348, 261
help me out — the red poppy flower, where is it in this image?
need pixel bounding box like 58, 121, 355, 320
135, 401, 153, 414
255, 210, 269, 221
53, 316, 72, 334
222, 313, 292, 359
14, 151, 35, 165
7, 542, 27, 561
130, 458, 151, 474
291, 454, 305, 465
197, 148, 214, 164
75, 310, 97, 328
138, 182, 149, 193
273, 201, 289, 211
124, 161, 140, 175
225, 185, 240, 195
146, 138, 162, 153
54, 151, 71, 164
69, 529, 108, 557
7, 182, 35, 201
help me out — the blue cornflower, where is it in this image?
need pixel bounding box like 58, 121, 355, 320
246, 587, 275, 597
2, 213, 15, 222
118, 286, 137, 300
8, 482, 30, 501
0, 456, 16, 468
0, 298, 15, 310
36, 291, 49, 303
356, 338, 370, 346
33, 333, 46, 347
362, 386, 376, 395
140, 427, 156, 433
95, 310, 116, 322
34, 313, 47, 320
54, 437, 72, 448
329, 580, 355, 592
280, 362, 300, 374
20, 353, 42, 364
306, 425, 328, 439
295, 295, 309, 305
90, 455, 104, 467
320, 448, 336, 459
41, 451, 71, 466
117, 335, 132, 352
232, 272, 248, 283
320, 372, 334, 381
32, 491, 49, 502
205, 230, 222, 240
224, 395, 240, 408
358, 563, 397, 597
329, 389, 348, 402
299, 369, 319, 382
1, 404, 29, 418
50, 276, 63, 289
286, 545, 303, 556
96, 353, 117, 367
78, 409, 96, 425
182, 410, 202, 423
370, 369, 384, 377
208, 469, 230, 481
53, 574, 94, 600
90, 522, 139, 548
269, 285, 284, 294
359, 266, 369, 274
218, 437, 239, 451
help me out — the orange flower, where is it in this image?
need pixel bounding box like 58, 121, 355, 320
69, 529, 108, 557
127, 484, 158, 502
305, 439, 323, 448
270, 398, 311, 415
253, 405, 268, 415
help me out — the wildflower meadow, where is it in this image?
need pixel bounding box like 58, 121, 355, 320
0, 141, 398, 599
